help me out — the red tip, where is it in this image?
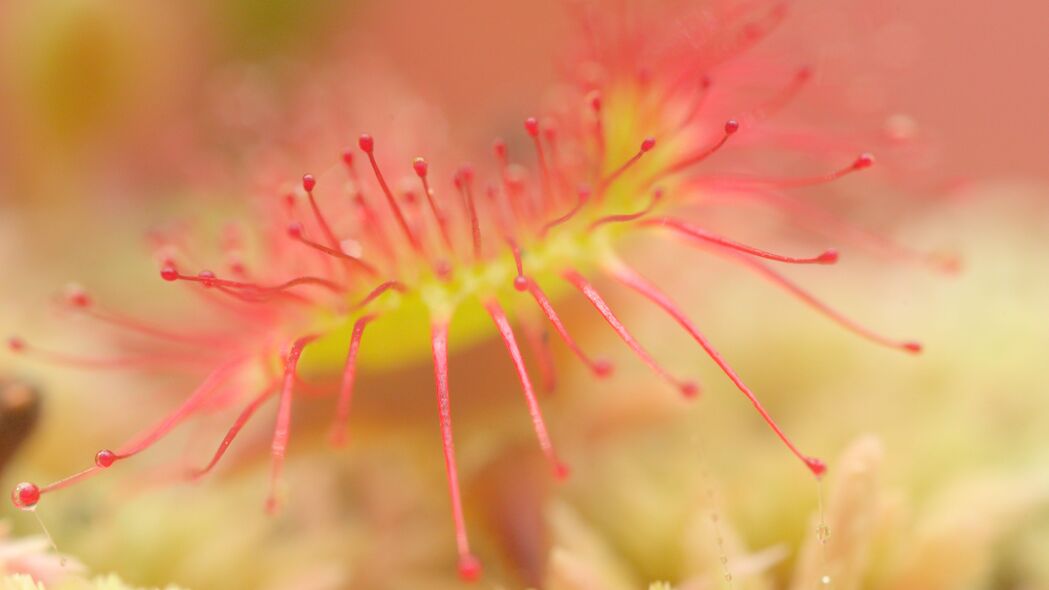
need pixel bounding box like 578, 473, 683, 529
341, 150, 354, 167
902, 341, 923, 354
524, 117, 540, 137
65, 285, 91, 308
593, 360, 614, 378
458, 164, 475, 183
95, 449, 117, 468
413, 157, 428, 178
680, 382, 701, 398
797, 66, 813, 81
589, 92, 602, 111
724, 119, 740, 134
817, 249, 839, 264
935, 254, 963, 275
458, 555, 483, 582
286, 222, 303, 239
160, 266, 178, 282
11, 482, 40, 510
854, 153, 875, 169
641, 137, 656, 152
493, 139, 507, 160
805, 457, 827, 477
554, 462, 571, 481
302, 174, 316, 192
265, 496, 281, 516
513, 276, 528, 292
7, 337, 25, 353
358, 134, 375, 153
436, 260, 453, 280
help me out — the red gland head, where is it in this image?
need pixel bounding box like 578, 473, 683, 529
853, 153, 875, 169
817, 249, 839, 264
524, 117, 540, 137
641, 137, 656, 152
589, 91, 602, 111
11, 482, 40, 510
543, 122, 557, 141
805, 457, 828, 478
492, 139, 507, 161
902, 341, 923, 354
341, 150, 354, 167
287, 222, 304, 239
95, 449, 117, 468
435, 260, 453, 281
513, 276, 528, 292
457, 555, 482, 582
593, 359, 614, 378
680, 381, 701, 398
265, 495, 281, 516
724, 119, 740, 134
413, 157, 429, 178
7, 337, 26, 353
458, 164, 475, 183
934, 253, 963, 275
358, 134, 375, 153
554, 461, 571, 481
302, 174, 316, 192
160, 266, 179, 282
65, 284, 91, 308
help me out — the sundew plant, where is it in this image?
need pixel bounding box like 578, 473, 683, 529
5, 0, 946, 581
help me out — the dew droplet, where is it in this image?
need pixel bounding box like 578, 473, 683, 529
95, 449, 117, 468
11, 482, 40, 510
817, 523, 832, 544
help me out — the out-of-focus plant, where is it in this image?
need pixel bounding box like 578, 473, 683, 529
4, 0, 1040, 589
1, 573, 185, 590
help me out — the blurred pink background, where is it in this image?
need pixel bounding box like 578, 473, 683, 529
2, 0, 1045, 213
356, 0, 1049, 183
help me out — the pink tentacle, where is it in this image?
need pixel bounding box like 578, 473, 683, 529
329, 315, 376, 446
266, 335, 318, 514
430, 322, 482, 582
642, 217, 839, 265
484, 301, 568, 479
515, 277, 612, 378
684, 244, 922, 354
518, 316, 557, 393
563, 270, 697, 397
189, 382, 278, 480
28, 356, 246, 500
608, 263, 825, 476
